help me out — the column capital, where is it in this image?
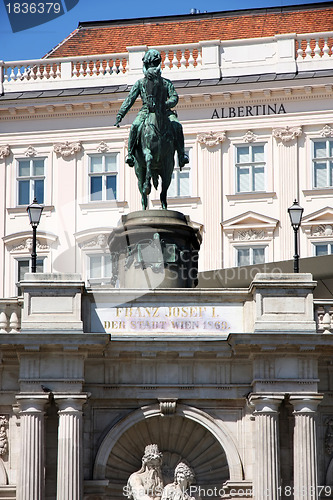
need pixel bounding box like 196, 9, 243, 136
248, 393, 285, 413
16, 393, 50, 412
53, 393, 90, 412
289, 393, 323, 413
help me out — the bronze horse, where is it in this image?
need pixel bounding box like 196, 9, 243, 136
134, 78, 176, 210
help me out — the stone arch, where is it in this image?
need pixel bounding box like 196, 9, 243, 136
93, 403, 244, 489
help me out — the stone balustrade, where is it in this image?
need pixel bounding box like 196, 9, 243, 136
314, 300, 333, 334
1, 31, 332, 93
0, 278, 332, 334
0, 298, 22, 333
296, 31, 333, 71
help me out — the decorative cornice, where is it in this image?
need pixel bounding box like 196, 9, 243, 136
79, 233, 108, 249
243, 130, 257, 143
311, 224, 333, 237
10, 238, 49, 252
0, 145, 11, 159
25, 146, 37, 157
272, 126, 302, 143
97, 141, 110, 153
53, 141, 82, 158
320, 124, 333, 138
197, 131, 226, 147
234, 229, 267, 241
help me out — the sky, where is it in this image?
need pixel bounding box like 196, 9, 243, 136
0, 0, 328, 62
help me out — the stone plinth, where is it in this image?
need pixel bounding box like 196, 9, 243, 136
250, 273, 317, 333
108, 210, 202, 289
20, 274, 84, 333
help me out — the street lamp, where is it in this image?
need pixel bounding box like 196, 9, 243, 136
288, 199, 304, 273
26, 197, 43, 273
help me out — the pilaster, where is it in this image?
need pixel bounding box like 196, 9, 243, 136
54, 394, 88, 500
290, 394, 323, 500
199, 138, 223, 271
249, 394, 284, 500
16, 394, 50, 500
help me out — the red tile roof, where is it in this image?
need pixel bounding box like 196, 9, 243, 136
47, 3, 333, 58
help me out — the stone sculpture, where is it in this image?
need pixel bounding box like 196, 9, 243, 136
115, 49, 189, 209
0, 417, 8, 456
161, 462, 196, 500
126, 444, 164, 499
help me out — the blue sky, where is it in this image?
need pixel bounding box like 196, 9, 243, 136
0, 0, 327, 61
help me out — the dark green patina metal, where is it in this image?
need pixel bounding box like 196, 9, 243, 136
115, 49, 189, 210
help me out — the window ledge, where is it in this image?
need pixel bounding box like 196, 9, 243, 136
226, 192, 276, 205
151, 196, 200, 207
79, 201, 128, 211
7, 205, 54, 218
303, 188, 333, 200
87, 278, 112, 286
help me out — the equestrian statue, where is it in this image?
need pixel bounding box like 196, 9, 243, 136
115, 49, 189, 210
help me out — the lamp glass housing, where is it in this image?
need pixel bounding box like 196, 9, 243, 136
26, 198, 43, 227
288, 200, 304, 230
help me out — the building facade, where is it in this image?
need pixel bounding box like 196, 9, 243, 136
0, 3, 333, 500
1, 3, 333, 295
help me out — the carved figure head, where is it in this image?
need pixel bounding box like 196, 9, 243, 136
97, 234, 107, 247
142, 444, 163, 469
25, 238, 33, 251
174, 461, 195, 487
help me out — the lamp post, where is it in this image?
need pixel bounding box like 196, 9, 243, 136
26, 197, 43, 273
288, 199, 304, 273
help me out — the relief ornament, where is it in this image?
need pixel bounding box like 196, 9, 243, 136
197, 131, 226, 148
53, 141, 82, 158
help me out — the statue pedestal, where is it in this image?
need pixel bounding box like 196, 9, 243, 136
108, 210, 202, 289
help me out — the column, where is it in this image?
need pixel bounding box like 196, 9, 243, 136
54, 394, 88, 500
290, 394, 323, 500
16, 394, 50, 500
249, 394, 284, 500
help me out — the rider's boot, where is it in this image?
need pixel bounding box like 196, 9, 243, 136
178, 149, 189, 169
125, 130, 137, 167
173, 124, 189, 169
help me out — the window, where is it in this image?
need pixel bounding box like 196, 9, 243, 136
16, 258, 44, 295
235, 145, 265, 193
168, 166, 190, 198
313, 242, 333, 256
235, 246, 266, 266
168, 149, 191, 198
88, 254, 111, 285
17, 158, 45, 205
313, 140, 333, 188
89, 154, 118, 201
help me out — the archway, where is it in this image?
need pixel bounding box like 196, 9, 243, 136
93, 403, 244, 498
